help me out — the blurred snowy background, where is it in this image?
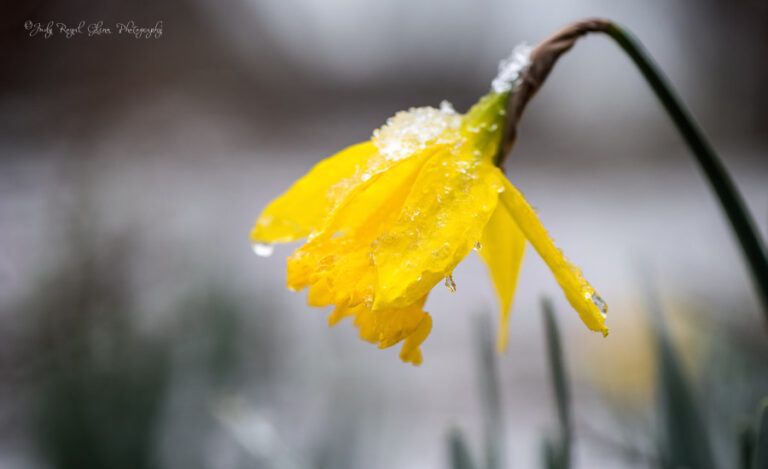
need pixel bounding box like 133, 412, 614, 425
1, 0, 767, 468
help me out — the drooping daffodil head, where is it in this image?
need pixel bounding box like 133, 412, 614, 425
251, 56, 608, 365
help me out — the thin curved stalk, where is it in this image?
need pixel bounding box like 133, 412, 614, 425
500, 18, 768, 319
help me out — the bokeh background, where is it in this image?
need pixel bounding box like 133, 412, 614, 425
1, 1, 767, 468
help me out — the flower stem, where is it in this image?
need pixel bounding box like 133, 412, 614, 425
605, 23, 768, 316
502, 18, 768, 319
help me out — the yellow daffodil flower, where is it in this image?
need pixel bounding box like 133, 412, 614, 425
251, 87, 607, 365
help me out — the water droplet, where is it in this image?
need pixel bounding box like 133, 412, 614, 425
361, 172, 372, 182
444, 274, 457, 293
473, 241, 482, 251
252, 242, 274, 258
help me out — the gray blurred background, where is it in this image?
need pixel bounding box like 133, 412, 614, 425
1, 1, 767, 468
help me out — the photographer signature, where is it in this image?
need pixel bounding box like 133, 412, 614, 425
24, 20, 163, 39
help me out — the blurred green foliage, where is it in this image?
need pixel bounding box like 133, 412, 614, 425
448, 296, 767, 469
3, 205, 766, 469
650, 302, 715, 469
16, 222, 169, 469
5, 206, 362, 469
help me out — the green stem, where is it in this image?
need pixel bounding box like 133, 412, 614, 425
602, 23, 768, 317
505, 19, 768, 318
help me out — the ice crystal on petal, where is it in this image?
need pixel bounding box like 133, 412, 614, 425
372, 106, 461, 161
491, 43, 532, 93
444, 274, 457, 293
592, 293, 608, 318
439, 100, 456, 114
584, 289, 608, 319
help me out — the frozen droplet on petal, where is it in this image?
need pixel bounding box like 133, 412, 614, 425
491, 43, 532, 93
251, 242, 274, 258
361, 172, 372, 182
583, 289, 608, 318
592, 293, 608, 318
444, 274, 457, 293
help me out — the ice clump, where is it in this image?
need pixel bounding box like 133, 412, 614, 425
491, 43, 532, 93
372, 105, 461, 162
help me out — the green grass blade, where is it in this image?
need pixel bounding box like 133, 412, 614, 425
541, 437, 557, 469
448, 428, 477, 469
475, 315, 504, 469
753, 398, 768, 469
541, 297, 572, 469
647, 291, 716, 469
740, 424, 756, 469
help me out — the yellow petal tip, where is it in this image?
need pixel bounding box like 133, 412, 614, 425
495, 327, 510, 353
400, 347, 423, 366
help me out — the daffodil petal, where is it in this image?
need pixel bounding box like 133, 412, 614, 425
373, 154, 503, 310
399, 313, 432, 366
478, 202, 526, 351
348, 296, 431, 365
287, 147, 438, 307
366, 297, 428, 348
251, 141, 376, 244
495, 170, 608, 335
